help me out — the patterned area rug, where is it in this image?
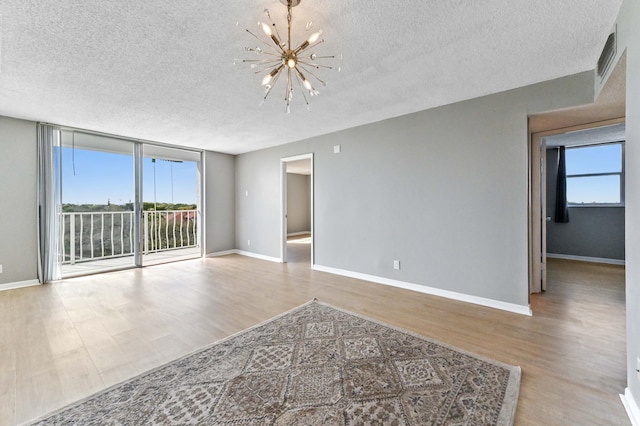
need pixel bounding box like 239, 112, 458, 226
27, 300, 521, 425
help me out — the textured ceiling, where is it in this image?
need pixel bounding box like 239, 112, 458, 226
0, 0, 623, 154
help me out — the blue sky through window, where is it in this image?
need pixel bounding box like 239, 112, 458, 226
565, 144, 621, 175
143, 157, 198, 206
60, 147, 197, 205
565, 143, 622, 204
567, 175, 620, 204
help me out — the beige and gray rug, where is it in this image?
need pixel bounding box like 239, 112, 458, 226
28, 300, 521, 425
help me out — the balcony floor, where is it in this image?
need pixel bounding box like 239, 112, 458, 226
61, 247, 202, 277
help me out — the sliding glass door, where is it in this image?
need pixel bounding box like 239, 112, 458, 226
59, 132, 136, 276
53, 129, 202, 278
141, 145, 201, 266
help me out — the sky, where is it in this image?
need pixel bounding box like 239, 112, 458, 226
565, 144, 621, 175
565, 143, 622, 204
60, 148, 198, 205
567, 175, 620, 204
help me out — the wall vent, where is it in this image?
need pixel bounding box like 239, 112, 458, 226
597, 29, 616, 80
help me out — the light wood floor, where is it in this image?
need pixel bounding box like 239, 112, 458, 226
0, 241, 629, 425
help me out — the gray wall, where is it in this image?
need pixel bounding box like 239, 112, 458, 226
287, 173, 311, 234
545, 148, 625, 260
0, 116, 38, 285
204, 151, 236, 254
235, 71, 595, 308
619, 0, 640, 411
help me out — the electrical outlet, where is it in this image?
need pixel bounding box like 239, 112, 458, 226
247, 240, 251, 247
393, 260, 400, 270
0, 264, 3, 274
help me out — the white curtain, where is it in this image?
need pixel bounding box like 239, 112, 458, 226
37, 124, 62, 283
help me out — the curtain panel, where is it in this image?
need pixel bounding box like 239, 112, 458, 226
554, 146, 570, 223
37, 124, 62, 283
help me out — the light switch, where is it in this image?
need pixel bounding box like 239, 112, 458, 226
333, 145, 341, 154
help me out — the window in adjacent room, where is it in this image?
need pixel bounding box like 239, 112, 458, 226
565, 142, 624, 206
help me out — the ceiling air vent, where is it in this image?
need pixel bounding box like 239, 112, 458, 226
597, 30, 616, 80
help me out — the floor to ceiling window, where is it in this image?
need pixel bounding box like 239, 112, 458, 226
141, 144, 201, 266
44, 127, 202, 279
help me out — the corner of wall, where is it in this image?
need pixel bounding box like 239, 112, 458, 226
204, 150, 237, 254
0, 116, 39, 285
617, 0, 640, 417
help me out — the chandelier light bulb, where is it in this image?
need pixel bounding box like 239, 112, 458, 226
260, 22, 272, 36
307, 30, 323, 44
287, 58, 296, 68
261, 74, 273, 86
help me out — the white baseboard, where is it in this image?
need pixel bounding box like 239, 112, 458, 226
235, 250, 282, 263
0, 279, 40, 292
206, 249, 238, 257
287, 231, 311, 237
621, 388, 640, 426
312, 265, 532, 316
206, 249, 282, 263
546, 253, 625, 265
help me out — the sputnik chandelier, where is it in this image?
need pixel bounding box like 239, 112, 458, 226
241, 0, 337, 113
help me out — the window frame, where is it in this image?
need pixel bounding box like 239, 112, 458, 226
565, 141, 625, 207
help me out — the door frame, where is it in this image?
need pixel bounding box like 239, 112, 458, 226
529, 130, 546, 293
528, 117, 625, 294
280, 153, 314, 264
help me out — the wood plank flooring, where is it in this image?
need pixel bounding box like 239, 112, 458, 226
0, 242, 629, 425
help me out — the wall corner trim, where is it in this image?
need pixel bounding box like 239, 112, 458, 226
0, 279, 40, 292
312, 264, 532, 316
621, 388, 640, 426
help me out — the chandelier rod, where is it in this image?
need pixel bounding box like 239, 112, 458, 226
287, 1, 292, 51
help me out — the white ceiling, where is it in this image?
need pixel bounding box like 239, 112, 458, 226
0, 0, 623, 154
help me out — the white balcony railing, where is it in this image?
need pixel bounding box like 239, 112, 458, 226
61, 210, 199, 265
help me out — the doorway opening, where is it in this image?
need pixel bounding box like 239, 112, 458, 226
528, 122, 627, 400
280, 154, 313, 266
529, 119, 625, 294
